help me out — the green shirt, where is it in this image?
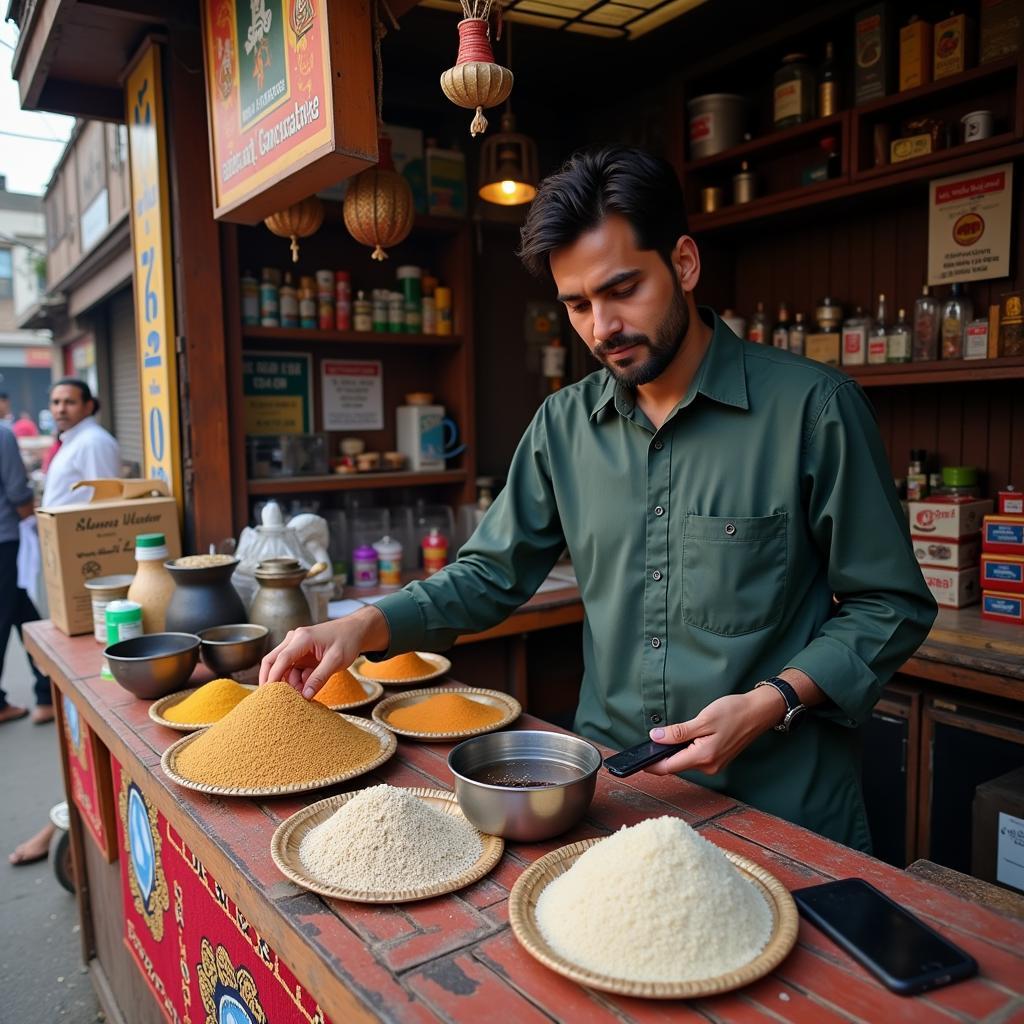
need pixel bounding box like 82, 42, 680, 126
375, 310, 936, 850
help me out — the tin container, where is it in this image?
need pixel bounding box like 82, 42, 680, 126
85, 574, 135, 644
701, 186, 724, 213
962, 110, 994, 143
732, 162, 756, 204
687, 94, 747, 160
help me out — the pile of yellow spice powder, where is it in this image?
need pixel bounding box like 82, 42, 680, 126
162, 678, 252, 724
173, 682, 381, 788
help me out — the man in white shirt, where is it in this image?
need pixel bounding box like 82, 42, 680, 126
42, 379, 121, 507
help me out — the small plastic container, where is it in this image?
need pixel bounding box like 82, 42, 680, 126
422, 528, 449, 575
85, 574, 134, 643
373, 535, 403, 588
352, 545, 378, 588
105, 600, 143, 645
935, 466, 980, 499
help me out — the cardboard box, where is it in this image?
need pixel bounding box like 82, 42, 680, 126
972, 765, 1024, 892
806, 332, 840, 365
981, 553, 1024, 592
981, 589, 1024, 623
900, 18, 933, 90
934, 13, 974, 79
855, 5, 891, 105
908, 498, 994, 539
923, 565, 980, 607
984, 514, 1024, 554
912, 533, 981, 568
891, 133, 934, 162
999, 488, 1024, 515
37, 479, 181, 636
988, 303, 1001, 357
981, 0, 1024, 63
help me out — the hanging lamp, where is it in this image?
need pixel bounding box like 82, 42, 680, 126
342, 2, 415, 260
478, 26, 537, 206
264, 196, 325, 262
440, 1, 513, 137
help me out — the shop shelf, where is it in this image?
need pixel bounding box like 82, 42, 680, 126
242, 325, 462, 347
247, 470, 468, 494
852, 132, 1019, 184
843, 355, 1024, 388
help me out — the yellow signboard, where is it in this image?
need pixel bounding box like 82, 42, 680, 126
125, 42, 182, 504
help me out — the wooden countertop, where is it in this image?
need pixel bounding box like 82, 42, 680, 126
25, 622, 1024, 1024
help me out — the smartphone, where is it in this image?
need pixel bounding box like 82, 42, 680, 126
603, 738, 689, 778
793, 878, 977, 996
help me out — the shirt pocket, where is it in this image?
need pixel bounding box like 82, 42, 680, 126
682, 512, 788, 636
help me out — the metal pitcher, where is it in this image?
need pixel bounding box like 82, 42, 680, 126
249, 558, 326, 650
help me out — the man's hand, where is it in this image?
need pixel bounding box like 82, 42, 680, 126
642, 686, 786, 776
258, 606, 389, 699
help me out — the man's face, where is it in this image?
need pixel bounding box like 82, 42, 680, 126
0, 398, 10, 419
50, 385, 92, 433
550, 213, 689, 388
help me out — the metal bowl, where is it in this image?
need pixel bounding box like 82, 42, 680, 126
197, 623, 270, 676
104, 633, 201, 700
448, 730, 601, 842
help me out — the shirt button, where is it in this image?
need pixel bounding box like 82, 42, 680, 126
654, 440, 664, 450
652, 569, 662, 581
651, 636, 661, 648
651, 713, 662, 724
654, 506, 665, 516
724, 522, 736, 536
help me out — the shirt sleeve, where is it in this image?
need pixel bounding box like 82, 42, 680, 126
783, 380, 937, 726
372, 400, 567, 656
0, 429, 33, 507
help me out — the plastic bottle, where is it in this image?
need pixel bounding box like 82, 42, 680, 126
747, 301, 768, 344
373, 535, 403, 588
352, 544, 378, 588
941, 284, 972, 359
127, 533, 175, 633
422, 528, 449, 576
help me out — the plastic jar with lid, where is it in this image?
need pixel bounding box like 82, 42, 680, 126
126, 533, 175, 633
934, 466, 980, 499
773, 54, 815, 129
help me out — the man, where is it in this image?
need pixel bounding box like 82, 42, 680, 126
12, 412, 39, 438
0, 392, 12, 425
261, 146, 936, 851
43, 378, 121, 505
0, 424, 52, 726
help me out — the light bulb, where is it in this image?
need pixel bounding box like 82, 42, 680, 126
501, 180, 517, 195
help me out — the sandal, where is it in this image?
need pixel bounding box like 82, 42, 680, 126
0, 705, 29, 725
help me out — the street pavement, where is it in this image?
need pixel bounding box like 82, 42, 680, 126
0, 634, 102, 1023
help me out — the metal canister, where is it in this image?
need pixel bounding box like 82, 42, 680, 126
815, 296, 843, 333
732, 162, 756, 205
105, 599, 143, 645
701, 187, 724, 213
85, 575, 134, 643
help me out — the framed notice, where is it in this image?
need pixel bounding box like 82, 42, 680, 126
242, 351, 312, 434
321, 359, 383, 430
201, 0, 377, 223
927, 163, 1013, 285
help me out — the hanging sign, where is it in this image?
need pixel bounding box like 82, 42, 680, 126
927, 163, 1013, 285
125, 42, 183, 506
321, 358, 383, 430
201, 0, 377, 223
242, 351, 312, 434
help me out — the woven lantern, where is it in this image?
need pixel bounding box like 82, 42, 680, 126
264, 196, 325, 262
343, 135, 414, 261
441, 17, 513, 137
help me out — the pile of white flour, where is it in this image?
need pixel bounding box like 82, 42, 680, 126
535, 816, 772, 982
299, 785, 482, 892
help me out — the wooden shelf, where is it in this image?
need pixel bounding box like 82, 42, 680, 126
242, 325, 462, 347
247, 470, 468, 494
689, 176, 851, 231
853, 132, 1018, 183
843, 356, 1024, 388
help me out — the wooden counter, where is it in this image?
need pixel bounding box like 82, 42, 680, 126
25, 622, 1024, 1024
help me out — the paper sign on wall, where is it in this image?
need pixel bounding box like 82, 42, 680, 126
321, 359, 383, 431
997, 811, 1024, 893
928, 163, 1013, 285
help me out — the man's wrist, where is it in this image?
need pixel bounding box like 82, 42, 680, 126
748, 682, 786, 730
355, 605, 390, 652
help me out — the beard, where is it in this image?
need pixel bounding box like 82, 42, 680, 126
591, 280, 689, 388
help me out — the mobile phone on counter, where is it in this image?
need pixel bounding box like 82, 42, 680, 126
603, 738, 690, 777
793, 879, 977, 996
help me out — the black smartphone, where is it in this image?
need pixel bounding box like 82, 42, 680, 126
603, 738, 689, 778
793, 878, 978, 996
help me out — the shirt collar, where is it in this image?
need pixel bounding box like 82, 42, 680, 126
58, 415, 97, 443
588, 307, 749, 422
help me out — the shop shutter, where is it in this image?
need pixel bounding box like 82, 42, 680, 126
109, 287, 142, 476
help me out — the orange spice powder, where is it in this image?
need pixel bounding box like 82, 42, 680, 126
360, 652, 437, 681
387, 692, 504, 733
314, 669, 367, 706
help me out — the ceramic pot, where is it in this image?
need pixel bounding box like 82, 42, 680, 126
164, 559, 247, 635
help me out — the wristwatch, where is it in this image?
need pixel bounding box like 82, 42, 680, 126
755, 677, 806, 733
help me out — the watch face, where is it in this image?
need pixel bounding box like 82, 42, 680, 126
783, 705, 806, 731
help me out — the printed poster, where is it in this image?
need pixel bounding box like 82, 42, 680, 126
242, 351, 312, 434
997, 812, 1024, 893
320, 359, 383, 431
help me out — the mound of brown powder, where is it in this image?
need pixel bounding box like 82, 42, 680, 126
360, 652, 436, 681
173, 682, 381, 788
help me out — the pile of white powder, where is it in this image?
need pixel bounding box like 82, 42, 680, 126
535, 816, 772, 982
299, 785, 483, 893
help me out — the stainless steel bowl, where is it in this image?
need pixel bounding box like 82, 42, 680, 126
448, 730, 601, 841
197, 623, 270, 676
104, 633, 201, 700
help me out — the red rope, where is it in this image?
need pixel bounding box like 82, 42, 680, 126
456, 18, 496, 64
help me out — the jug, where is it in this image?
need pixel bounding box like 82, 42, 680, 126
249, 558, 326, 650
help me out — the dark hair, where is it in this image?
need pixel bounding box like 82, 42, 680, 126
518, 145, 689, 279
0, 393, 8, 401
51, 377, 101, 414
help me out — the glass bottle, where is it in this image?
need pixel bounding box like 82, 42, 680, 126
279, 272, 299, 329
772, 303, 791, 349
788, 312, 807, 356
868, 293, 888, 364
887, 308, 912, 362
774, 54, 815, 128
907, 449, 929, 502
941, 284, 972, 359
912, 285, 940, 361
747, 301, 769, 344
818, 41, 838, 116
841, 306, 870, 366
126, 533, 175, 634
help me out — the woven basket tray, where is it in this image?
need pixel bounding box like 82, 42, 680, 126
349, 652, 451, 687
372, 686, 521, 742
149, 684, 257, 733
270, 787, 504, 903
317, 676, 384, 712
160, 715, 396, 797
508, 838, 799, 999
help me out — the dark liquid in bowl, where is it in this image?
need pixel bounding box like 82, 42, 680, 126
468, 759, 586, 788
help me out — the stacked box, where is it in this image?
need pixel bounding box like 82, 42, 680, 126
981, 511, 1024, 624
909, 498, 992, 608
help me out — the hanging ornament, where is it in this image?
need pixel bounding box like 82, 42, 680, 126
343, 135, 414, 261
264, 196, 325, 262
440, 7, 513, 137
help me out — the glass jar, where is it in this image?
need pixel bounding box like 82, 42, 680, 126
773, 54, 815, 129
934, 466, 980, 499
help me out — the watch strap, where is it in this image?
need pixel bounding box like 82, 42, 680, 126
755, 676, 805, 732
